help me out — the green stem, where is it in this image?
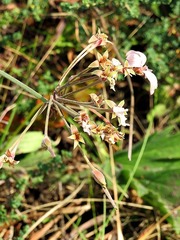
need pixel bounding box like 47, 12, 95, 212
10, 104, 47, 150
59, 43, 96, 86
0, 70, 47, 103
119, 119, 153, 201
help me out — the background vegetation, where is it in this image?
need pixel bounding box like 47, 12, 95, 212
0, 0, 179, 239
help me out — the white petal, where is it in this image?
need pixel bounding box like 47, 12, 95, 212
143, 70, 158, 95
126, 50, 147, 67
113, 106, 129, 126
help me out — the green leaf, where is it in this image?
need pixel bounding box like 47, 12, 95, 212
115, 127, 180, 233
7, 131, 44, 154
17, 150, 53, 169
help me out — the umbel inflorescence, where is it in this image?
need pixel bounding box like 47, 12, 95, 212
0, 30, 157, 207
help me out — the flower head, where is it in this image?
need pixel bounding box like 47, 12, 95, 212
74, 110, 95, 135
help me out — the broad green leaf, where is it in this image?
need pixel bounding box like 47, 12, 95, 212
115, 127, 180, 233
17, 150, 53, 169
7, 131, 44, 154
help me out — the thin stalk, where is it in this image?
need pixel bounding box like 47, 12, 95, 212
55, 97, 111, 112
59, 43, 97, 86
119, 119, 153, 201
102, 187, 117, 210
44, 95, 53, 136
61, 79, 102, 98
104, 80, 124, 239
0, 70, 47, 103
79, 147, 95, 170
55, 97, 93, 106
109, 145, 124, 240
54, 103, 71, 131
126, 75, 134, 161
80, 147, 117, 209
10, 104, 47, 150
57, 75, 100, 93
111, 43, 134, 160
89, 108, 110, 124
53, 99, 77, 117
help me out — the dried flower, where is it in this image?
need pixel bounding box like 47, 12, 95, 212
92, 124, 124, 144
68, 125, 85, 149
97, 51, 112, 69
74, 110, 96, 135
0, 148, 19, 169
123, 60, 136, 77
90, 93, 104, 107
88, 30, 109, 46
74, 110, 90, 125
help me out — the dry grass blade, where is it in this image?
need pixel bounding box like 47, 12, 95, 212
29, 215, 61, 240
138, 206, 180, 240
70, 214, 105, 239
22, 181, 85, 239
48, 205, 91, 240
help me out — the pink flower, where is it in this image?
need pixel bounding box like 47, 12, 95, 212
126, 50, 158, 95
126, 50, 147, 67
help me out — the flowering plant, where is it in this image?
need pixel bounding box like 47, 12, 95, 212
0, 30, 157, 209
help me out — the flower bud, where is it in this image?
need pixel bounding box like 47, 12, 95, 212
41, 136, 56, 157
92, 168, 106, 187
